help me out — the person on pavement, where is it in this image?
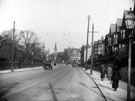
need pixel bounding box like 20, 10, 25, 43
100, 64, 106, 81
107, 63, 113, 83
111, 63, 121, 91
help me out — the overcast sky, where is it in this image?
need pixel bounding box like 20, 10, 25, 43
0, 0, 134, 53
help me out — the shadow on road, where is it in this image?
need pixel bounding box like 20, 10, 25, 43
49, 82, 58, 101
0, 82, 19, 97
0, 82, 19, 101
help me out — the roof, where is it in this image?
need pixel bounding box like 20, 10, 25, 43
124, 10, 129, 17
134, 2, 135, 13
116, 19, 122, 32
121, 10, 130, 28
98, 40, 102, 44
110, 24, 116, 34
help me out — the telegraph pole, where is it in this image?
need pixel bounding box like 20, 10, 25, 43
54, 42, 57, 62
90, 24, 98, 75
43, 42, 45, 59
91, 24, 94, 75
11, 21, 15, 72
85, 15, 90, 69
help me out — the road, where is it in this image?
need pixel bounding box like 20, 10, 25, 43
0, 64, 106, 101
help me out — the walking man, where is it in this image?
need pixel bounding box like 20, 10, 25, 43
111, 63, 121, 91
107, 63, 113, 83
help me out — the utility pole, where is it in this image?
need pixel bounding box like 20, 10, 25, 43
90, 24, 98, 75
91, 24, 94, 75
43, 42, 45, 59
31, 44, 34, 65
11, 21, 15, 72
54, 42, 57, 62
85, 15, 90, 69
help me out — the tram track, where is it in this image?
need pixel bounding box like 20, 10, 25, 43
81, 68, 112, 101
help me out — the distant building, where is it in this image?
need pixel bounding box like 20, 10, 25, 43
97, 40, 102, 55
68, 48, 80, 63
93, 36, 105, 59
101, 36, 105, 55
93, 41, 98, 58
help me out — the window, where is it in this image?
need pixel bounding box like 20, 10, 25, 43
114, 34, 116, 44
109, 38, 111, 45
119, 44, 121, 52
122, 44, 125, 52
112, 47, 114, 52
98, 46, 102, 53
123, 30, 125, 39
116, 35, 118, 43
108, 38, 109, 45
120, 30, 123, 39
115, 47, 118, 52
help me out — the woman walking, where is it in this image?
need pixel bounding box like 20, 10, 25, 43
107, 63, 113, 83
111, 64, 121, 91
100, 64, 106, 81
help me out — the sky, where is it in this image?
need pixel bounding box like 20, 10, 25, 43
0, 0, 134, 53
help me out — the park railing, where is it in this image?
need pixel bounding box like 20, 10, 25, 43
0, 62, 43, 70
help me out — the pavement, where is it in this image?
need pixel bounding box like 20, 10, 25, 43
83, 68, 135, 101
0, 67, 43, 73
0, 66, 135, 101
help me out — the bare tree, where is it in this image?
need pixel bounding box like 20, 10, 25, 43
19, 30, 40, 62
19, 30, 38, 52
0, 29, 23, 61
0, 29, 42, 62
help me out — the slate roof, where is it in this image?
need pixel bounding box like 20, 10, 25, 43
110, 24, 116, 34
116, 19, 122, 31
134, 2, 135, 13
122, 10, 129, 28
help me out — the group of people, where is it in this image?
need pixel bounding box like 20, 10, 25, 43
100, 62, 121, 91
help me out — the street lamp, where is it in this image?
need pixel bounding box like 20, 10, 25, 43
11, 21, 15, 72
125, 7, 135, 101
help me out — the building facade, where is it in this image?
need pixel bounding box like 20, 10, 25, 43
93, 36, 105, 59
104, 7, 135, 65
69, 48, 81, 63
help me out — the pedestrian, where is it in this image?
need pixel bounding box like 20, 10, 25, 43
107, 63, 113, 83
111, 63, 121, 91
100, 64, 106, 81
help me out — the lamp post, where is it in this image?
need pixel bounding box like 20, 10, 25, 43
125, 8, 135, 101
11, 21, 15, 72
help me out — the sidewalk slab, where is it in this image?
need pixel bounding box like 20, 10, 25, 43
0, 67, 43, 74
84, 69, 135, 101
